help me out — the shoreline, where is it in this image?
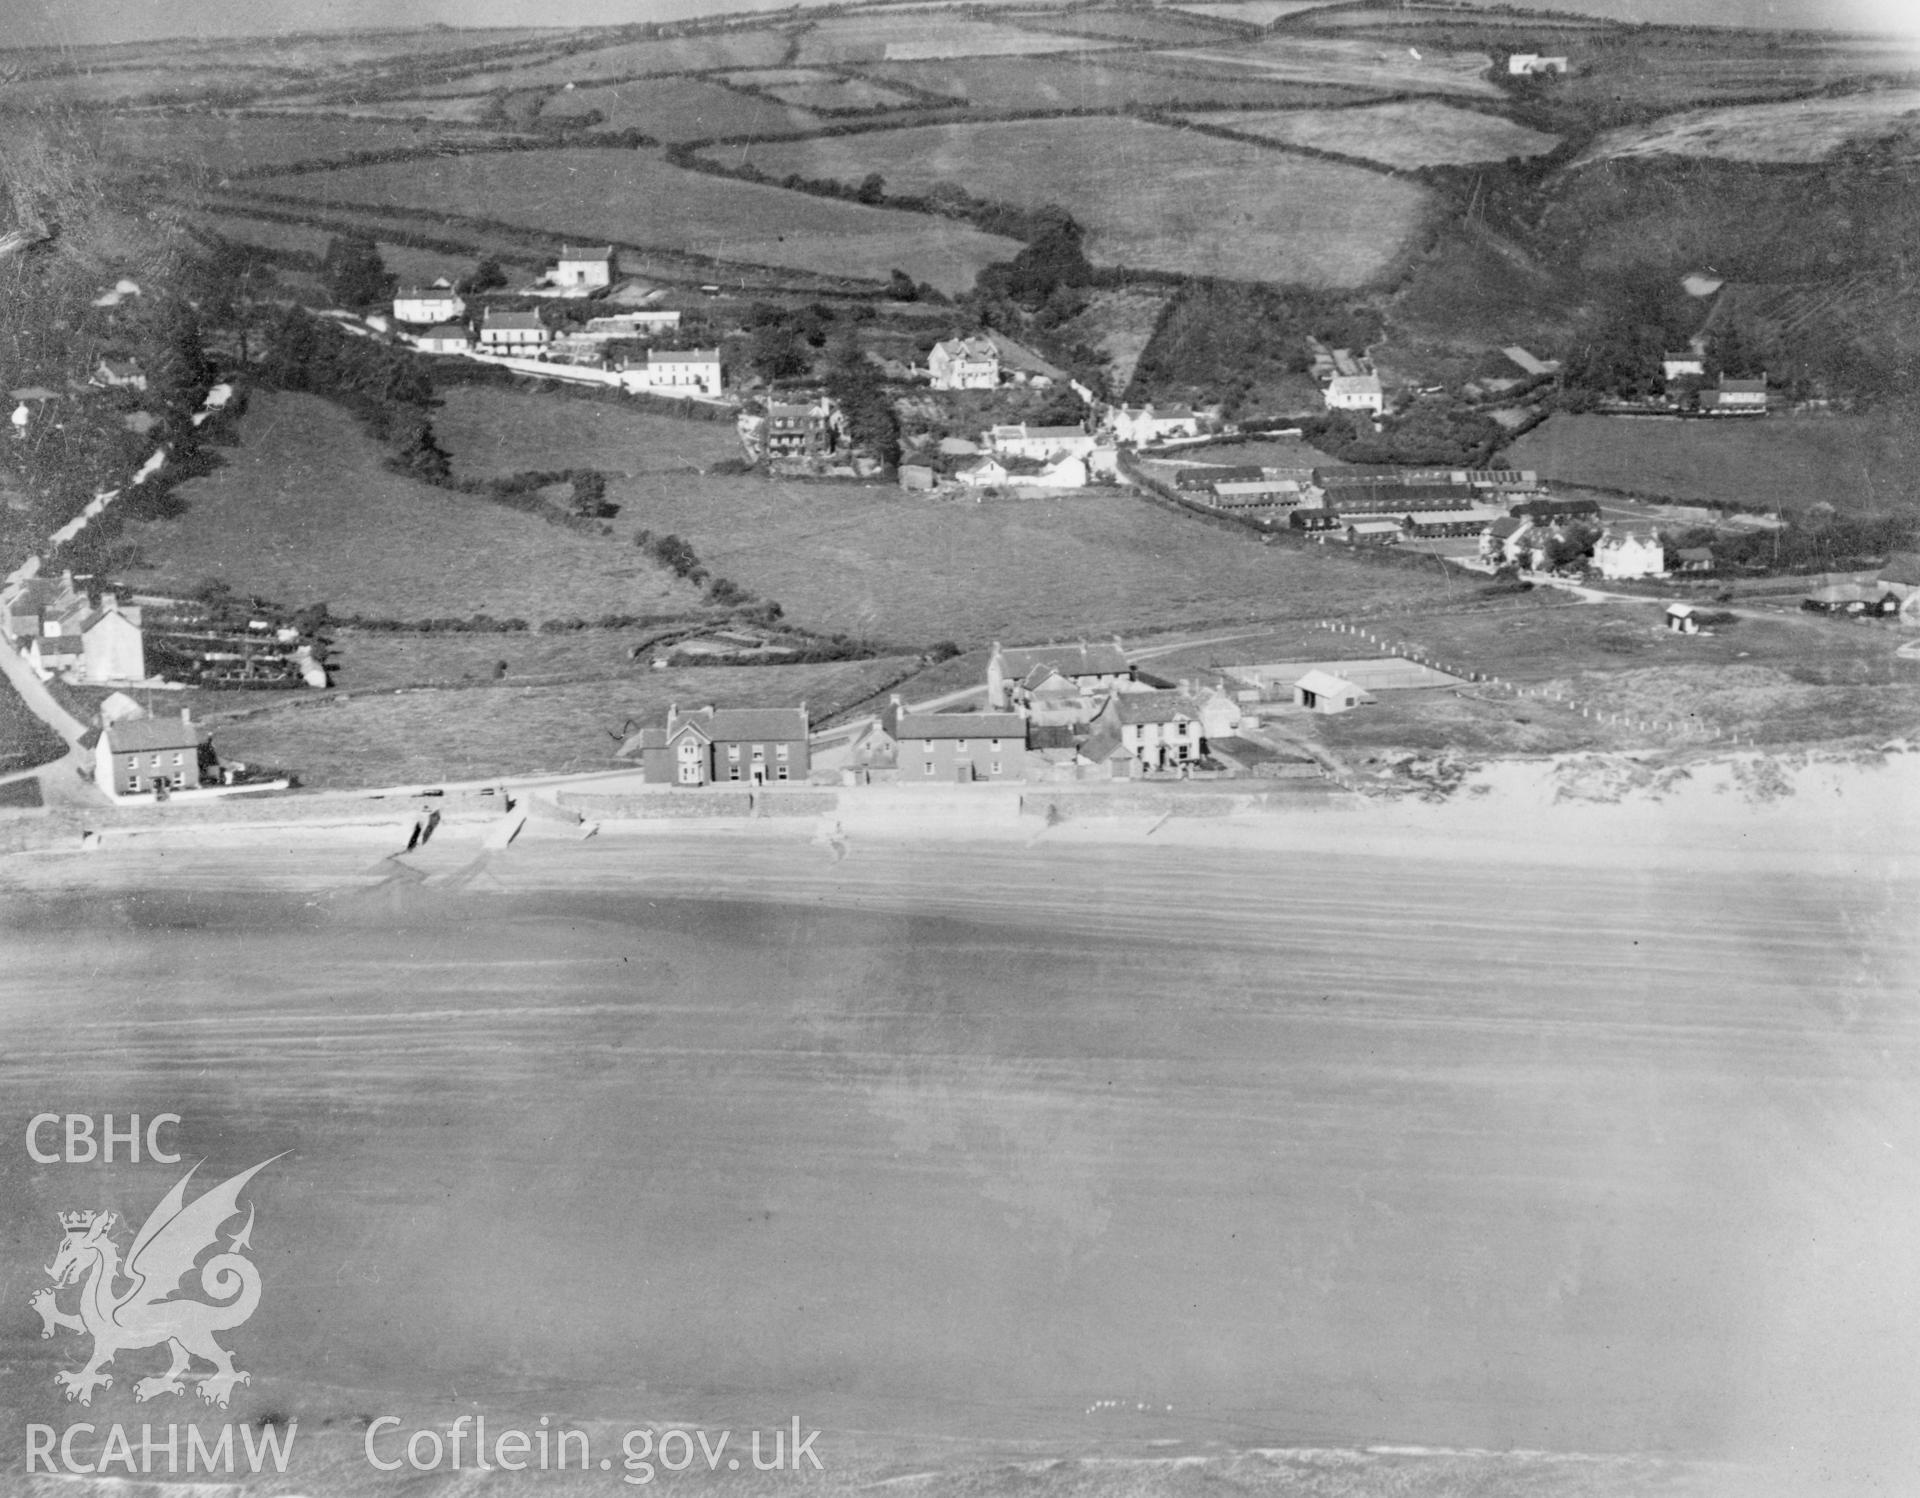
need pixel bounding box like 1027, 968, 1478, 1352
5, 741, 1916, 886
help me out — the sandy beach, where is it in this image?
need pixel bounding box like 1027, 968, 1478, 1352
3, 749, 1917, 1497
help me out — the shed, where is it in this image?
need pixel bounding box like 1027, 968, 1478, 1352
1665, 603, 1699, 634
1294, 670, 1369, 714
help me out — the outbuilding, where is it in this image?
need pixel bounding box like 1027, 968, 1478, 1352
1666, 603, 1700, 634
1293, 670, 1370, 714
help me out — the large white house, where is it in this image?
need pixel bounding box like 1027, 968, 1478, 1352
413, 323, 473, 355
478, 309, 550, 352
392, 280, 465, 325
928, 336, 1000, 390
1594, 531, 1666, 581
1324, 374, 1384, 414
552, 245, 616, 288
985, 424, 1097, 462
1107, 404, 1200, 446
622, 348, 723, 399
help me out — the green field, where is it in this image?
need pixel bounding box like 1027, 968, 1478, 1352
1015, 8, 1232, 45
98, 114, 494, 172
760, 76, 923, 111
1188, 100, 1560, 168
792, 14, 1120, 64
430, 384, 744, 481
1155, 32, 1501, 97
1508, 413, 1920, 516
857, 53, 1384, 111
538, 76, 821, 140
122, 392, 714, 624
410, 31, 795, 93
729, 117, 1431, 286
185, 210, 479, 284
264, 146, 1023, 292
206, 656, 912, 788
593, 472, 1462, 642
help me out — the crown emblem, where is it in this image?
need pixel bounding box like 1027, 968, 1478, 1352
59, 1210, 103, 1233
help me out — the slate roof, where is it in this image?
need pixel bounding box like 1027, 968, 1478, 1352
481, 310, 546, 331
648, 347, 721, 364
106, 717, 203, 753
559, 245, 615, 261
1110, 691, 1194, 726
890, 710, 1027, 741
675, 706, 810, 742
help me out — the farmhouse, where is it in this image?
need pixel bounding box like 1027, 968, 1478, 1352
1324, 374, 1384, 415
628, 703, 810, 785
1508, 53, 1569, 74
413, 323, 473, 355
1089, 690, 1205, 772
551, 245, 616, 288
625, 348, 724, 399
2, 570, 83, 640
1673, 546, 1714, 573
478, 309, 550, 352
988, 638, 1133, 712
1107, 404, 1200, 447
91, 357, 147, 391
880, 698, 1031, 781
1294, 669, 1369, 714
392, 280, 465, 325
95, 710, 205, 797
986, 424, 1097, 462
927, 335, 1000, 390
1594, 531, 1666, 581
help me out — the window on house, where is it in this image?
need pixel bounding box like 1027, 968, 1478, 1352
777, 766, 788, 781
751, 746, 765, 760
923, 739, 934, 752
728, 744, 741, 760
729, 767, 740, 781
172, 753, 183, 766
150, 754, 161, 768
990, 739, 1001, 751
776, 744, 789, 760
924, 761, 935, 775
955, 740, 968, 755
990, 760, 1001, 775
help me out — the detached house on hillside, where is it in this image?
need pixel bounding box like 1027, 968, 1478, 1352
552, 245, 616, 289
1323, 374, 1384, 415
626, 704, 810, 785
478, 308, 550, 353
928, 335, 1000, 390
393, 280, 465, 325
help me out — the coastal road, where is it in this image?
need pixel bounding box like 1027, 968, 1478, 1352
3, 831, 1916, 1496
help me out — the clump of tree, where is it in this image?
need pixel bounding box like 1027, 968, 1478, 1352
319, 234, 395, 312
821, 333, 900, 470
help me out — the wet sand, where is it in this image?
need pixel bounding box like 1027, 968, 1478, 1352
3, 766, 1918, 1496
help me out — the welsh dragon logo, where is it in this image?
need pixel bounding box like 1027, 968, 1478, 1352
31, 1156, 282, 1409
